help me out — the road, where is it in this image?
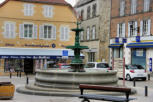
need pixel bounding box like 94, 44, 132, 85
0, 75, 153, 102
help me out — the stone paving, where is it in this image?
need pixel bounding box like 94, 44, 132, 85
0, 75, 153, 102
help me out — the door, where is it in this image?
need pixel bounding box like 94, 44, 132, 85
24, 59, 33, 74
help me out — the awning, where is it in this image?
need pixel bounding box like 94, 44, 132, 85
109, 43, 123, 48
0, 47, 84, 59
126, 42, 153, 48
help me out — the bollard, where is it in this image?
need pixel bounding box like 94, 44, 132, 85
10, 72, 12, 79
148, 74, 150, 80
133, 78, 136, 87
26, 76, 29, 84
17, 72, 18, 77
145, 86, 148, 97
19, 71, 21, 78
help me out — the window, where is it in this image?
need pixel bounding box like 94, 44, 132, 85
92, 4, 97, 17
19, 23, 37, 39
117, 23, 125, 37
144, 0, 150, 12
80, 10, 84, 20
24, 4, 34, 16
140, 19, 151, 36
120, 0, 125, 16
43, 5, 53, 18
60, 26, 69, 41
4, 22, 15, 38
39, 24, 56, 39
87, 27, 90, 40
131, 0, 137, 14
128, 21, 137, 37
92, 26, 96, 39
80, 31, 84, 41
87, 6, 91, 19
88, 52, 95, 62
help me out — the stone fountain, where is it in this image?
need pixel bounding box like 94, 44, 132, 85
17, 22, 118, 96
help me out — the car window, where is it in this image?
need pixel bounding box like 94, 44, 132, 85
128, 65, 144, 69
97, 63, 109, 68
85, 63, 95, 68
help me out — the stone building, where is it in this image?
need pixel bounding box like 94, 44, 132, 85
110, 0, 153, 72
0, 0, 76, 75
75, 0, 111, 63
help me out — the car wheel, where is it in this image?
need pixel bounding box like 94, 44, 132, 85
126, 74, 131, 81
142, 77, 146, 81
81, 99, 90, 102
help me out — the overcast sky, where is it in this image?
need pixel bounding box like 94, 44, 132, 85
0, 0, 77, 6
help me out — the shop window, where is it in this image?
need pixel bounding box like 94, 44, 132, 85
120, 0, 125, 16
43, 5, 53, 18
39, 24, 56, 40
4, 59, 24, 72
131, 0, 137, 14
24, 3, 34, 16
88, 52, 95, 62
4, 22, 16, 38
60, 26, 70, 41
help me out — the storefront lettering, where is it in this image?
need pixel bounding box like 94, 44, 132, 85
5, 43, 15, 46
24, 44, 50, 48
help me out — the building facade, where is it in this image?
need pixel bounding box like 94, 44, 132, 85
0, 0, 76, 75
110, 0, 153, 72
75, 0, 111, 63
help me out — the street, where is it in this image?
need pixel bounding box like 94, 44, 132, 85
0, 75, 153, 102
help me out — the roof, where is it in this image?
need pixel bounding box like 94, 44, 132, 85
0, 0, 71, 7
75, 0, 94, 8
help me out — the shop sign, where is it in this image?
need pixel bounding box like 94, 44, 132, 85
62, 50, 68, 59
115, 37, 119, 43
122, 38, 127, 43
149, 58, 152, 72
136, 36, 140, 42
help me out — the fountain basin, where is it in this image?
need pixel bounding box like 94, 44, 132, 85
35, 69, 118, 89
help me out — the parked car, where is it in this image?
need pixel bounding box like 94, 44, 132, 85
125, 64, 147, 81
84, 62, 111, 70
57, 63, 71, 69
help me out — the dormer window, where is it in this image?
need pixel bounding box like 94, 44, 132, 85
43, 5, 53, 18
24, 4, 34, 16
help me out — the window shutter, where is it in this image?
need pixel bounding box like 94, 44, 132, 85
135, 21, 137, 36
128, 22, 130, 37
65, 27, 69, 40
140, 20, 143, 36
4, 23, 9, 38
34, 25, 37, 39
52, 26, 56, 39
19, 24, 24, 38
60, 27, 64, 40
122, 23, 125, 37
117, 24, 119, 37
11, 24, 15, 38
147, 19, 151, 35
39, 25, 44, 39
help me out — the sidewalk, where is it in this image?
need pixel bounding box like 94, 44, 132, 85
0, 75, 153, 102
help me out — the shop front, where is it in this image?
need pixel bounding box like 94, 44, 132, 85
0, 48, 81, 75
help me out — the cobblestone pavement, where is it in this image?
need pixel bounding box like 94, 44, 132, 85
0, 75, 153, 102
